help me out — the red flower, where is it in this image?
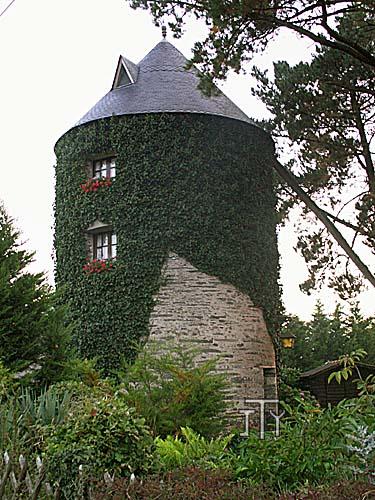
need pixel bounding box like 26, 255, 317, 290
80, 176, 113, 193
82, 258, 116, 274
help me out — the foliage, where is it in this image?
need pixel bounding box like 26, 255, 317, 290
0, 203, 74, 384
155, 427, 232, 470
279, 367, 318, 408
118, 341, 227, 437
92, 466, 274, 500
356, 374, 375, 397
0, 361, 13, 401
127, 393, 374, 494
0, 372, 115, 458
17, 386, 72, 428
346, 424, 375, 483
128, 1, 374, 91
54, 113, 281, 370
328, 348, 367, 385
253, 10, 375, 296
280, 366, 301, 387
281, 301, 375, 372
45, 390, 154, 499
2, 378, 374, 496
227, 397, 364, 491
93, 472, 375, 499
0, 386, 72, 456
335, 394, 375, 482
279, 480, 375, 500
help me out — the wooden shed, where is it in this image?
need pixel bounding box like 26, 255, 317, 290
300, 361, 375, 407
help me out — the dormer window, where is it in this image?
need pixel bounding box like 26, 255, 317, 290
93, 157, 116, 179
93, 231, 117, 260
117, 65, 132, 87
112, 56, 138, 90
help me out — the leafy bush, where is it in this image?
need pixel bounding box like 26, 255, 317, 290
227, 395, 375, 492
229, 428, 347, 491
155, 427, 232, 470
92, 467, 274, 499
346, 423, 375, 483
279, 367, 318, 408
45, 391, 154, 499
118, 341, 227, 437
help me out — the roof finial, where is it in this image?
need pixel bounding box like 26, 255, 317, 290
162, 25, 167, 40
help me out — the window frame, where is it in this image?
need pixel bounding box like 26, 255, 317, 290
112, 58, 135, 89
116, 65, 132, 87
92, 230, 117, 261
91, 156, 116, 179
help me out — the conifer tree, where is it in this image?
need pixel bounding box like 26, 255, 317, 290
0, 203, 72, 382
282, 301, 375, 371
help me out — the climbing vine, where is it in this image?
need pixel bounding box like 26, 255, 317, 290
54, 113, 282, 370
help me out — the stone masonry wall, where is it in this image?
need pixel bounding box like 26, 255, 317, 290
148, 253, 277, 416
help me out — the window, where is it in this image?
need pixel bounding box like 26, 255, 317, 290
263, 367, 277, 399
92, 157, 116, 179
112, 57, 137, 90
93, 231, 117, 260
117, 65, 132, 87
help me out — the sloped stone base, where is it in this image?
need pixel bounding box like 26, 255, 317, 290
148, 253, 277, 418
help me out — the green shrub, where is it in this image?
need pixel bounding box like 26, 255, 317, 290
229, 425, 347, 491
279, 367, 318, 408
118, 341, 227, 437
155, 427, 232, 470
45, 391, 154, 499
56, 357, 102, 386
226, 396, 375, 491
0, 361, 13, 401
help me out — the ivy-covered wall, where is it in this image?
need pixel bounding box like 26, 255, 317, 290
54, 113, 282, 370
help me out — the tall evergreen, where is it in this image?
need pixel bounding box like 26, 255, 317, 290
0, 203, 71, 382
282, 301, 375, 371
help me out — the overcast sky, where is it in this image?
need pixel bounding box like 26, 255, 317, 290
0, 0, 373, 320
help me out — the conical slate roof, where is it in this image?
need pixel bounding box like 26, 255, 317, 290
74, 40, 255, 128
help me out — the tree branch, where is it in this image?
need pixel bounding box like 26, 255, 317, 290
323, 80, 375, 97
350, 90, 375, 192
320, 209, 368, 237
319, 0, 375, 68
273, 159, 375, 289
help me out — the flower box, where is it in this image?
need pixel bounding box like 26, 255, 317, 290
83, 258, 115, 274
80, 177, 112, 193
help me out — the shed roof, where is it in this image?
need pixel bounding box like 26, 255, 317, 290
74, 39, 255, 129
300, 361, 375, 378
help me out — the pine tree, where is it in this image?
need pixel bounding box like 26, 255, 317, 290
281, 301, 375, 371
252, 11, 374, 296
0, 203, 72, 382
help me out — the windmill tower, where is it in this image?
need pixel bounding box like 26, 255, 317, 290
54, 37, 281, 411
